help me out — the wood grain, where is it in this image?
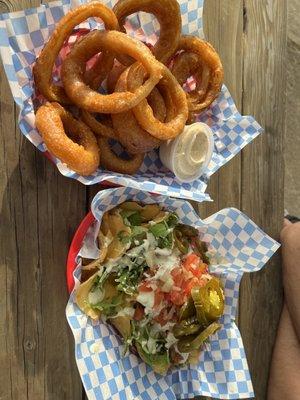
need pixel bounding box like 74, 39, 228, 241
285, 0, 300, 216
0, 0, 286, 399
198, 2, 244, 400
199, 0, 243, 220
202, 1, 286, 400
239, 1, 286, 399
0, 1, 86, 398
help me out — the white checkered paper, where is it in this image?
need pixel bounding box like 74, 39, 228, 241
66, 187, 280, 399
0, 0, 263, 201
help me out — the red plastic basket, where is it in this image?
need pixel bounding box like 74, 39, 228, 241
66, 211, 95, 293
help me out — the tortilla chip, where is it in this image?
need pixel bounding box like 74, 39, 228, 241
98, 230, 113, 262
187, 349, 201, 365
76, 273, 119, 320
140, 204, 161, 222
110, 315, 132, 339
76, 273, 101, 320
136, 342, 170, 375
108, 213, 131, 237
101, 212, 110, 235
118, 201, 143, 211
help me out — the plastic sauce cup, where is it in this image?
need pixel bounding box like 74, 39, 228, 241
159, 122, 214, 183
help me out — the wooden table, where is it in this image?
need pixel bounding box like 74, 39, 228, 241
0, 1, 286, 399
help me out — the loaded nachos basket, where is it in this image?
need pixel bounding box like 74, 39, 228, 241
0, 0, 279, 399
67, 187, 280, 399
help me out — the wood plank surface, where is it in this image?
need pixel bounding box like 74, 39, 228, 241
198, 3, 244, 399
0, 1, 86, 399
203, 1, 286, 400
0, 0, 286, 400
239, 1, 286, 399
202, 1, 286, 399
285, 0, 300, 216
200, 0, 243, 220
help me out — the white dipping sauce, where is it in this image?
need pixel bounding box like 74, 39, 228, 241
159, 122, 214, 182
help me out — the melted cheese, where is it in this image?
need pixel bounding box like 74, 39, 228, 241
161, 276, 174, 292
165, 332, 178, 349
136, 291, 155, 313
142, 243, 181, 297
111, 306, 135, 318
155, 248, 173, 256
147, 337, 157, 354
88, 288, 104, 305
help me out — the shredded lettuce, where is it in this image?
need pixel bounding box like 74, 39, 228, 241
90, 293, 123, 317
90, 275, 101, 292
120, 210, 142, 226
131, 320, 167, 355
116, 258, 147, 295
118, 226, 147, 246
90, 270, 109, 292
149, 213, 179, 249
133, 321, 171, 374
135, 342, 170, 374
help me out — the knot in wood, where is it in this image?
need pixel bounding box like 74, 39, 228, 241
0, 1, 10, 14
24, 338, 35, 351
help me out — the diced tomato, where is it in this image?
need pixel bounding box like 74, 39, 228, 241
133, 304, 145, 321
171, 267, 180, 278
137, 254, 209, 312
192, 267, 202, 278
182, 253, 208, 279
169, 290, 185, 306
154, 310, 167, 325
138, 282, 152, 292
171, 267, 184, 287
164, 292, 172, 303
154, 307, 176, 325
154, 289, 164, 309
183, 253, 200, 272
183, 277, 199, 295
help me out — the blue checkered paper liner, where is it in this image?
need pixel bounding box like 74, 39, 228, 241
0, 0, 263, 201
66, 187, 280, 399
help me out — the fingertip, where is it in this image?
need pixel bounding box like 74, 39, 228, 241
283, 218, 292, 228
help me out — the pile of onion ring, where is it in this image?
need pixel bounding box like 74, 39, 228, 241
34, 0, 223, 176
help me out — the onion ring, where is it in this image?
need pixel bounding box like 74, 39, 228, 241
82, 68, 167, 151
33, 2, 119, 103
61, 30, 163, 113
171, 52, 201, 86
127, 63, 188, 140
82, 55, 120, 140
147, 89, 167, 123
113, 0, 182, 65
35, 103, 99, 176
111, 68, 163, 153
98, 136, 144, 175
171, 35, 224, 118
106, 63, 127, 93
171, 52, 206, 122
81, 110, 117, 139
84, 51, 115, 90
